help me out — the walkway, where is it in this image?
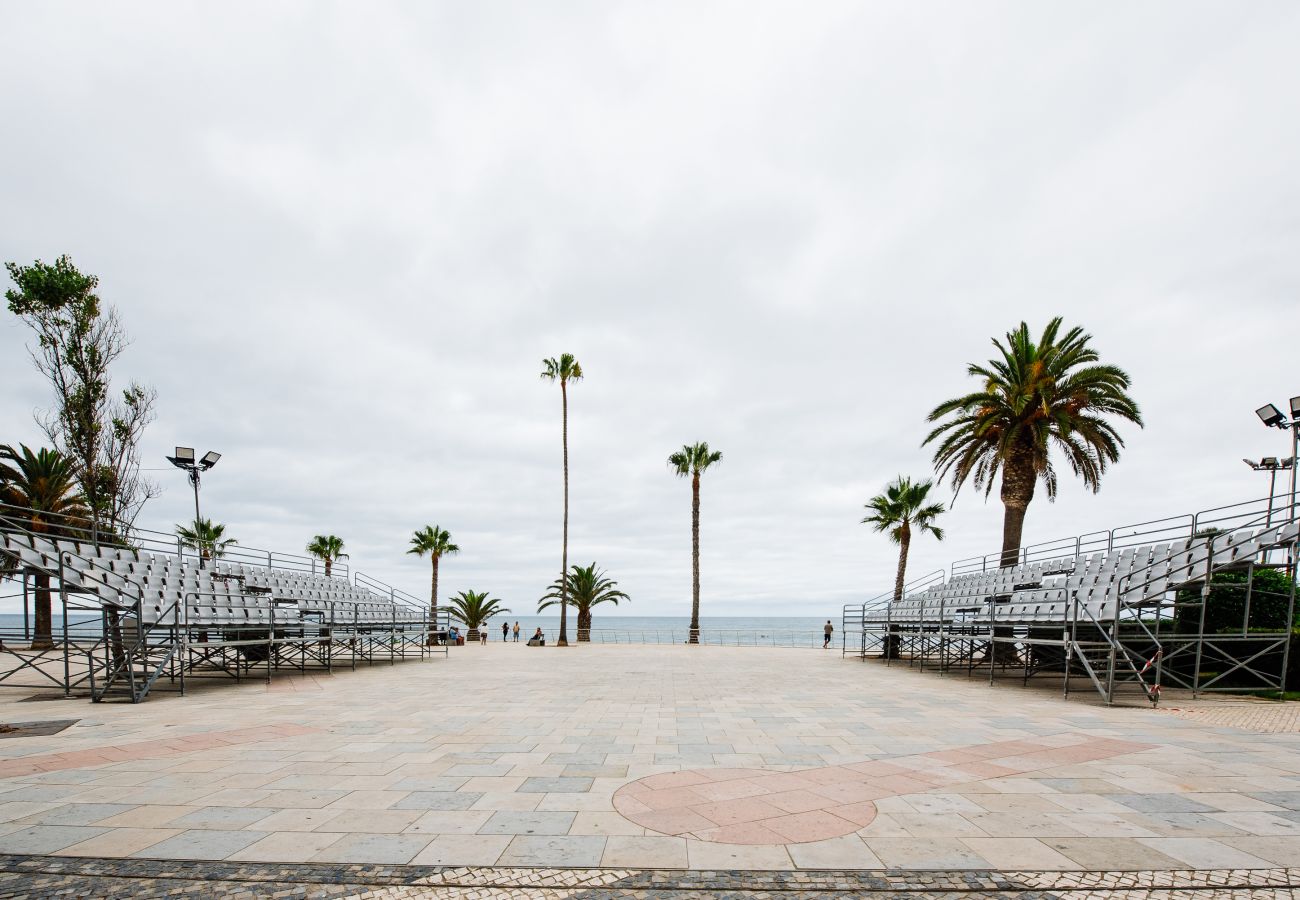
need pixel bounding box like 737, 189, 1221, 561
0, 643, 1297, 880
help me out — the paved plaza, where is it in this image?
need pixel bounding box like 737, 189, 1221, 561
0, 642, 1298, 892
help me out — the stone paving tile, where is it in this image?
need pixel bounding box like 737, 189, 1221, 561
2, 825, 108, 854
168, 805, 275, 829
132, 828, 268, 860
392, 791, 483, 810
478, 811, 575, 836
309, 833, 433, 864
497, 835, 607, 867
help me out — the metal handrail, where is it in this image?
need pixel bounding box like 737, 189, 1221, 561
949, 492, 1288, 575
0, 501, 349, 578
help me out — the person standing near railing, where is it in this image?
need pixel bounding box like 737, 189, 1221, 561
502, 620, 509, 643
823, 620, 834, 649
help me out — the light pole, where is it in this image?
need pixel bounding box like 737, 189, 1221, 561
1243, 456, 1294, 527
1255, 397, 1300, 526
166, 446, 222, 568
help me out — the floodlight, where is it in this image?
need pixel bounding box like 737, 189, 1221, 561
1285, 458, 1296, 469
200, 451, 222, 469
1262, 457, 1280, 468
1244, 458, 1259, 469
1290, 396, 1300, 418
1257, 404, 1286, 427
167, 447, 196, 469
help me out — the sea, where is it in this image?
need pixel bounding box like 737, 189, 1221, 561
0, 614, 836, 648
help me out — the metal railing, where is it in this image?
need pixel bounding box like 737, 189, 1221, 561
950, 493, 1290, 575
0, 501, 350, 578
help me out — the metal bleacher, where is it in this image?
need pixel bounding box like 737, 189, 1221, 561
843, 496, 1299, 706
0, 504, 449, 703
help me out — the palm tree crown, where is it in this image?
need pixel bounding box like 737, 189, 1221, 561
862, 476, 945, 605
306, 534, 348, 577
176, 518, 236, 561
446, 589, 510, 641
538, 562, 630, 641
862, 477, 946, 546
668, 442, 723, 479
924, 318, 1142, 565
540, 353, 583, 386
540, 352, 582, 647
408, 525, 458, 560
0, 444, 90, 532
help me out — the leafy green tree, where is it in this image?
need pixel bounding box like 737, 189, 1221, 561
538, 562, 630, 641
176, 518, 236, 561
862, 476, 946, 603
0, 445, 91, 649
541, 353, 583, 647
306, 534, 348, 577
408, 525, 458, 640
925, 318, 1142, 567
668, 441, 723, 644
5, 256, 158, 539
446, 589, 511, 643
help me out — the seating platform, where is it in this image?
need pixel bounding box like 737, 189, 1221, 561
0, 522, 448, 703
844, 499, 1299, 706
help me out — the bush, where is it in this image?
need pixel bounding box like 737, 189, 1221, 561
1174, 567, 1297, 634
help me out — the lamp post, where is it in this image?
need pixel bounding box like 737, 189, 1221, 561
1255, 397, 1300, 526
1243, 456, 1294, 527
166, 446, 222, 568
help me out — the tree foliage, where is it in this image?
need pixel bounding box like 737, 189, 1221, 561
538, 562, 630, 640
306, 534, 348, 576
5, 256, 158, 538
924, 318, 1142, 564
176, 517, 237, 561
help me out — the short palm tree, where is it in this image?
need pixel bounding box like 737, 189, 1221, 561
408, 525, 458, 642
668, 442, 723, 644
306, 534, 348, 577
176, 518, 236, 562
862, 476, 946, 603
0, 445, 91, 650
541, 353, 583, 647
925, 318, 1142, 567
446, 589, 510, 643
538, 562, 630, 641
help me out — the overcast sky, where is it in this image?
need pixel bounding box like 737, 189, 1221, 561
2, 3, 1298, 618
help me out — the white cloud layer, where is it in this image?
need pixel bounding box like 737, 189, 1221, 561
2, 2, 1298, 616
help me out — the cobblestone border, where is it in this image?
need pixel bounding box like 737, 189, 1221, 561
1, 855, 1299, 898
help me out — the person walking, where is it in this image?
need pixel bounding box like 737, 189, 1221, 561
502, 621, 509, 642
823, 619, 834, 649
480, 622, 488, 645
512, 622, 521, 642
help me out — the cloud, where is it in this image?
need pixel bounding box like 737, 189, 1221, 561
2, 2, 1299, 617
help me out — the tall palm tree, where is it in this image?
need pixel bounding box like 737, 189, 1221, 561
668, 442, 723, 644
0, 445, 91, 650
925, 318, 1142, 567
176, 518, 236, 561
408, 525, 458, 643
541, 353, 583, 647
446, 589, 510, 643
538, 562, 630, 641
306, 534, 348, 577
862, 476, 946, 604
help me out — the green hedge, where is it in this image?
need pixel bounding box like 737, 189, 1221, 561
1173, 568, 1298, 634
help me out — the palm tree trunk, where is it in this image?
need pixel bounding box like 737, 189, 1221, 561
324, 558, 332, 578
558, 379, 570, 647
893, 527, 911, 603
885, 528, 910, 660
690, 471, 701, 644
999, 450, 1036, 568
32, 571, 54, 651
577, 608, 591, 642
426, 555, 440, 646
